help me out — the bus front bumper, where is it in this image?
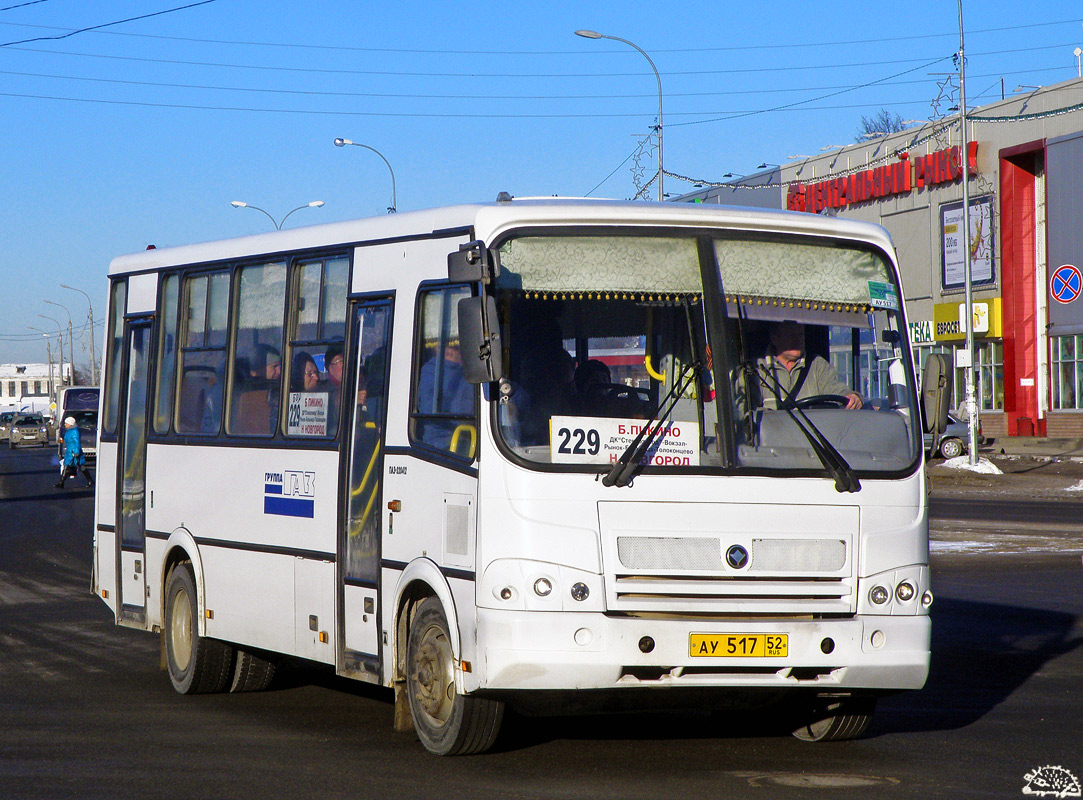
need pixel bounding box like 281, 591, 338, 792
475, 609, 929, 692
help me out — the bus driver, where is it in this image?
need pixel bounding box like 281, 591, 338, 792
757, 321, 863, 410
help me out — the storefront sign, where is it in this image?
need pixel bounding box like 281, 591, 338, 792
933, 297, 1002, 341
786, 142, 978, 214
941, 196, 995, 289
908, 320, 934, 344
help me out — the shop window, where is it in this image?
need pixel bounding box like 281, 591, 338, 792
1052, 334, 1083, 410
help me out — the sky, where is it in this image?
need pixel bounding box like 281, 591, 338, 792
1, 0, 1081, 370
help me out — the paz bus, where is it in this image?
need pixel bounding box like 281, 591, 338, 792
93, 197, 938, 755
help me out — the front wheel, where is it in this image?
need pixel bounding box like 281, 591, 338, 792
164, 563, 234, 694
792, 698, 875, 742
406, 597, 504, 755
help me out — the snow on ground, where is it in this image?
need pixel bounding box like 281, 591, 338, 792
938, 455, 1003, 474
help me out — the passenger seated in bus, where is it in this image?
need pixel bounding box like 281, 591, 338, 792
417, 340, 474, 451
292, 351, 320, 393
755, 321, 862, 410
233, 344, 282, 434
324, 343, 344, 428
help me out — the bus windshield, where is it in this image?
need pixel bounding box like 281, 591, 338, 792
491, 231, 920, 477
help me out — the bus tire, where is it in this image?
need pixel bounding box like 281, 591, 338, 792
406, 597, 504, 755
229, 647, 277, 693
792, 698, 875, 742
164, 563, 233, 695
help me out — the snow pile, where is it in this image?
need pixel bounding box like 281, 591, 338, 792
939, 455, 1003, 474
1065, 481, 1083, 492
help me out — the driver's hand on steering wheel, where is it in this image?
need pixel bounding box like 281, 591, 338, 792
845, 392, 863, 410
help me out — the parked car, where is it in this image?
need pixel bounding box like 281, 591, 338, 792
9, 413, 52, 448
0, 411, 15, 442
925, 413, 984, 459
56, 408, 98, 470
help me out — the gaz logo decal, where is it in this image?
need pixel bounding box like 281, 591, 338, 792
264, 470, 316, 518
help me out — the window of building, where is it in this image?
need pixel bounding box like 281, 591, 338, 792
176, 271, 231, 435
410, 284, 477, 457
227, 262, 287, 436
284, 255, 348, 439
1052, 334, 1083, 410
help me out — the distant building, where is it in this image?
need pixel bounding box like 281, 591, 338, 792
677, 76, 1083, 440
1, 362, 70, 414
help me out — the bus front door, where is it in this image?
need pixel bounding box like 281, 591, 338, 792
116, 319, 151, 622
340, 298, 393, 679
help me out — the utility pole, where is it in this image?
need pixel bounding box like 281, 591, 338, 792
958, 0, 979, 465
61, 284, 98, 385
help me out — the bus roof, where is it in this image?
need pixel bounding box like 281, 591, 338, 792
108, 198, 895, 276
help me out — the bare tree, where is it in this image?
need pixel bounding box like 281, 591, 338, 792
856, 109, 907, 141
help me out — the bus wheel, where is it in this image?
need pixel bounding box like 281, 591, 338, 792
792, 698, 875, 742
164, 563, 233, 695
229, 647, 277, 693
406, 597, 504, 755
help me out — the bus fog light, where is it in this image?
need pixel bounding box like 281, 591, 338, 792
533, 578, 553, 597
921, 590, 934, 608
820, 637, 834, 654
870, 630, 886, 648
638, 636, 655, 653
895, 581, 916, 602
496, 586, 516, 602
570, 582, 590, 602
869, 585, 890, 605
574, 628, 593, 647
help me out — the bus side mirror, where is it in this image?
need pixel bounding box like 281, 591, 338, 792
921, 353, 953, 435
448, 241, 497, 284
457, 295, 503, 384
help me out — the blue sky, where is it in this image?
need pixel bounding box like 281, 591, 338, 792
2, 0, 1080, 368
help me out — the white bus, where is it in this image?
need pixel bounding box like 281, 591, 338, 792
93, 198, 936, 755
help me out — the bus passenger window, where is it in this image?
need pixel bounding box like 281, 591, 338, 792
227, 262, 286, 436
176, 271, 230, 435
285, 255, 349, 439
411, 286, 477, 457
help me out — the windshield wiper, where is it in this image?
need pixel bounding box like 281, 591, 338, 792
602, 362, 701, 488
755, 364, 861, 494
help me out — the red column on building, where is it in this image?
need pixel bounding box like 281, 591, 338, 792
999, 145, 1043, 436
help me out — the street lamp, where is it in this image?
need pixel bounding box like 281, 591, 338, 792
27, 326, 57, 406
1074, 47, 1082, 78
60, 283, 97, 385
38, 314, 66, 386
44, 299, 75, 384
575, 29, 664, 201
333, 139, 397, 213
230, 200, 324, 230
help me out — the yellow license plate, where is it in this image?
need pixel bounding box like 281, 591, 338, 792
689, 633, 788, 658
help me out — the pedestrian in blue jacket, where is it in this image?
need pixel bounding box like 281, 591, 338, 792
55, 416, 93, 489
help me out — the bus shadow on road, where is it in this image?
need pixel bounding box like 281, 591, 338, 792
877, 596, 1081, 734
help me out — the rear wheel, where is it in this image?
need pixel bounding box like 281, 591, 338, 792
792, 698, 875, 742
406, 597, 504, 755
229, 647, 277, 692
938, 437, 964, 459
164, 563, 233, 694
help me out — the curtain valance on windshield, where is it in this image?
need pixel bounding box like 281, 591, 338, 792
497, 236, 703, 297
713, 237, 894, 309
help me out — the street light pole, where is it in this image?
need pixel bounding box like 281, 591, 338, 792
958, 0, 979, 465
27, 327, 56, 407
333, 139, 397, 213
575, 29, 663, 201
230, 200, 324, 230
44, 300, 75, 385
38, 314, 66, 386
60, 283, 97, 385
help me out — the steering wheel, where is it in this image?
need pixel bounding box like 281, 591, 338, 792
794, 394, 851, 409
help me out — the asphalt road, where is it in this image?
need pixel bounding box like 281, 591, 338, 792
1, 446, 1081, 800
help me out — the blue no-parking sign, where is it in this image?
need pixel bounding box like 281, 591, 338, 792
1050, 264, 1082, 305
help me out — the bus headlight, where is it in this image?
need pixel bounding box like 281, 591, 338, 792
570, 582, 590, 602
869, 585, 890, 605
533, 577, 553, 597
895, 581, 916, 602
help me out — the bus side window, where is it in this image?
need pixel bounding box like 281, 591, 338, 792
176, 271, 230, 435
410, 285, 477, 457
227, 262, 287, 436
